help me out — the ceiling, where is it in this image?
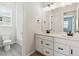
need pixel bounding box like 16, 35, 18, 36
41, 2, 74, 8
41, 2, 57, 7
41, 2, 75, 11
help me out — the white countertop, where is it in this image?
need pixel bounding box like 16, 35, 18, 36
35, 32, 79, 41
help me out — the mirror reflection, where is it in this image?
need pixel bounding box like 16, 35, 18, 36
64, 15, 76, 32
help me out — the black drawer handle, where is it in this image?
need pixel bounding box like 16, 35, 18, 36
58, 47, 63, 50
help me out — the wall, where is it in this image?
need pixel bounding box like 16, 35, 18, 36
42, 10, 51, 32
23, 2, 42, 55
0, 2, 16, 43
51, 7, 64, 32
76, 3, 79, 31
42, 7, 64, 33
63, 3, 77, 13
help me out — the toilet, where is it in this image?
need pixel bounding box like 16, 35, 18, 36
2, 35, 11, 51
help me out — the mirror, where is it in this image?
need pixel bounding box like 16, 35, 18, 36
64, 15, 76, 32
63, 7, 77, 33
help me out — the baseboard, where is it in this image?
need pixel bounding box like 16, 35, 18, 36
26, 50, 35, 56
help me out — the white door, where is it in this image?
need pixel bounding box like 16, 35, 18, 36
16, 3, 23, 46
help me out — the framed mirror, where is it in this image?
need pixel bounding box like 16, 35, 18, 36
64, 15, 76, 32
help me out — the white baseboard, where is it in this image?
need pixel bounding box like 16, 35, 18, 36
26, 50, 35, 56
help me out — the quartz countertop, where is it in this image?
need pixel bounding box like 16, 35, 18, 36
35, 32, 79, 41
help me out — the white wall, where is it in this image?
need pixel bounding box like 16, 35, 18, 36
76, 3, 79, 31
51, 7, 64, 32
63, 3, 77, 13
23, 2, 42, 55
42, 10, 51, 32
0, 2, 16, 43
42, 7, 64, 33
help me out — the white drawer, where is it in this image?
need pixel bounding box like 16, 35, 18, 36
43, 47, 53, 56
36, 34, 53, 41
54, 42, 69, 55
54, 51, 66, 56
43, 40, 53, 49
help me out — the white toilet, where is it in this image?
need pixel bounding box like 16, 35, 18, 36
2, 35, 11, 51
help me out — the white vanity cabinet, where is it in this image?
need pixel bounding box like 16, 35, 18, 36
35, 34, 54, 56
35, 33, 79, 56
54, 37, 79, 56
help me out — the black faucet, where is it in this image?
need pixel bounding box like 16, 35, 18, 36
67, 31, 73, 36
46, 30, 50, 33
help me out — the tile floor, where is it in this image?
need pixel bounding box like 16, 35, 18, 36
0, 43, 22, 56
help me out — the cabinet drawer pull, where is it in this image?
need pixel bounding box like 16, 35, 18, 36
71, 49, 73, 54
58, 47, 63, 50
45, 51, 50, 54
46, 43, 50, 46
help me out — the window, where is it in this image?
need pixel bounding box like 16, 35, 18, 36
0, 8, 12, 26
64, 21, 68, 28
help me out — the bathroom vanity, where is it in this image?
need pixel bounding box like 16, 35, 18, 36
37, 4, 79, 56
35, 32, 79, 56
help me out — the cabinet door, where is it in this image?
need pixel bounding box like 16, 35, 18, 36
54, 42, 69, 55
36, 37, 43, 53
70, 46, 79, 56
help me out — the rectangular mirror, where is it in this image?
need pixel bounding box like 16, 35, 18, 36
64, 15, 76, 32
